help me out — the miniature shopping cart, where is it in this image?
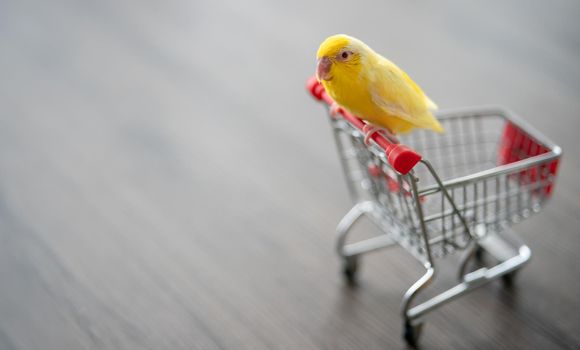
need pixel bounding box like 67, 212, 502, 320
306, 77, 562, 346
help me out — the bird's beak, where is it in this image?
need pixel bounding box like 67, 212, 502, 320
316, 56, 332, 81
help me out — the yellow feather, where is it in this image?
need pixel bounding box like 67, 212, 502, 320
317, 34, 443, 134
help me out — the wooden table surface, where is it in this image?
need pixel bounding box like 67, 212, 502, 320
1, 0, 579, 349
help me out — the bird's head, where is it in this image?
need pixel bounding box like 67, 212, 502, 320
316, 34, 367, 82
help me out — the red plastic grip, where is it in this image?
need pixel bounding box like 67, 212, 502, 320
306, 76, 422, 175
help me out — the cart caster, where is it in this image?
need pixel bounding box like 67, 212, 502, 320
403, 321, 423, 348
342, 256, 359, 284
474, 246, 485, 262
502, 271, 518, 287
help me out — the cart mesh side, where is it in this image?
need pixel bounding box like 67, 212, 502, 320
331, 108, 561, 260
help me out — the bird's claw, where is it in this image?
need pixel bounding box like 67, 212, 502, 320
363, 124, 400, 146
329, 102, 343, 118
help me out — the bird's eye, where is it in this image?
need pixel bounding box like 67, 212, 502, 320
338, 50, 353, 61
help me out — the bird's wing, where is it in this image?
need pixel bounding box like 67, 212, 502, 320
399, 68, 438, 110
368, 59, 440, 129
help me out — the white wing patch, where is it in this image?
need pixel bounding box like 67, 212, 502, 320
370, 89, 420, 125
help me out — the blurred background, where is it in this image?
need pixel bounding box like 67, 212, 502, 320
1, 0, 579, 348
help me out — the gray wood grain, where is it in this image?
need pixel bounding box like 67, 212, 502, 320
1, 0, 579, 348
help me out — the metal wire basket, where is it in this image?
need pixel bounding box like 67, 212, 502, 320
306, 77, 562, 346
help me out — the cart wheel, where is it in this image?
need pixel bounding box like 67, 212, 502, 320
342, 256, 359, 284
403, 321, 423, 348
474, 246, 485, 262
502, 271, 518, 287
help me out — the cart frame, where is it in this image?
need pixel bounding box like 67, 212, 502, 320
306, 77, 562, 346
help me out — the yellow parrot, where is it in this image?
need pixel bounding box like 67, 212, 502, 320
316, 34, 443, 143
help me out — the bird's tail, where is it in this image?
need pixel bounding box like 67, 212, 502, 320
423, 96, 443, 132
429, 118, 444, 133
423, 109, 444, 133
425, 96, 438, 111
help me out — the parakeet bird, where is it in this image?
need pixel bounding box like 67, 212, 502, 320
316, 34, 443, 143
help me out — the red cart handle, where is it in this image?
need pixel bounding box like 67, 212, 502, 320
306, 76, 422, 175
